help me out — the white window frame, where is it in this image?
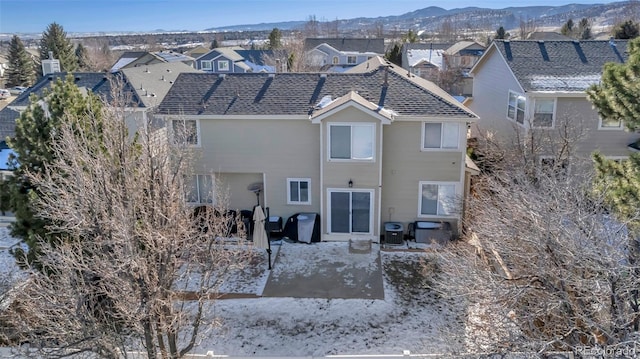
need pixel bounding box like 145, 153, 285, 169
186, 174, 215, 205
327, 123, 375, 162
287, 178, 311, 205
200, 60, 212, 71
332, 56, 339, 64
598, 117, 624, 130
327, 188, 375, 235
218, 60, 230, 71
421, 122, 460, 151
171, 119, 200, 147
507, 90, 526, 125
418, 181, 459, 217
347, 55, 357, 64
532, 98, 556, 128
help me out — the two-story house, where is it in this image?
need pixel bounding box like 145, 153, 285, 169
304, 38, 385, 72
466, 39, 640, 163
195, 47, 282, 73
156, 57, 478, 242
442, 41, 485, 97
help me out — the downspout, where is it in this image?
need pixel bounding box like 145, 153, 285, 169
377, 121, 384, 243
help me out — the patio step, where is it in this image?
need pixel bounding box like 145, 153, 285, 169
349, 238, 372, 254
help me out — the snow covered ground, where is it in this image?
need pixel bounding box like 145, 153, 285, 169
0, 226, 466, 357
194, 241, 465, 357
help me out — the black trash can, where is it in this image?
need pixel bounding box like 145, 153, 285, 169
384, 222, 404, 245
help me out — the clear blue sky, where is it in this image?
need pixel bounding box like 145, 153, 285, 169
0, 0, 610, 33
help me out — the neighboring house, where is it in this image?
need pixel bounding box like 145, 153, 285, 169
121, 61, 202, 109
3, 72, 146, 141
402, 44, 446, 83
185, 45, 210, 59
110, 51, 195, 73
467, 39, 639, 162
195, 47, 282, 73
156, 57, 478, 242
304, 38, 385, 72
442, 41, 485, 97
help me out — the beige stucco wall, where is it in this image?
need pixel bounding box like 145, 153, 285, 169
190, 118, 321, 223
381, 120, 465, 236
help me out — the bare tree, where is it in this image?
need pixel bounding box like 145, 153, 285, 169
3, 84, 254, 358
439, 113, 640, 353
519, 16, 538, 39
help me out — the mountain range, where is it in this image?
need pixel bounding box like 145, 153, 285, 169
206, 1, 638, 34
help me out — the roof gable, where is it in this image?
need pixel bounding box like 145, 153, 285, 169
489, 40, 629, 92
309, 91, 394, 123
304, 38, 385, 54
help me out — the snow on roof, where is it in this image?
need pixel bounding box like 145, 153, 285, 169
407, 48, 444, 68
526, 74, 602, 92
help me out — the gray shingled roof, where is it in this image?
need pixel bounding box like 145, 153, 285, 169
0, 107, 19, 140
9, 72, 144, 108
304, 38, 385, 54
491, 39, 629, 92
156, 65, 476, 119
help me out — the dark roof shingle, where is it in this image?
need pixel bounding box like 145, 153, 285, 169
156, 65, 476, 119
492, 39, 629, 92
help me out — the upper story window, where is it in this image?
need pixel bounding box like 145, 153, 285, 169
201, 60, 212, 71
533, 98, 555, 128
332, 56, 339, 64
287, 178, 311, 205
599, 117, 623, 130
218, 60, 230, 71
422, 122, 460, 150
347, 56, 357, 64
172, 119, 199, 146
329, 123, 374, 161
507, 91, 525, 124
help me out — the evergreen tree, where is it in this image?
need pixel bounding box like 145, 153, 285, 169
384, 43, 402, 66
561, 18, 575, 37
588, 38, 640, 260
612, 19, 640, 39
39, 22, 77, 72
403, 29, 418, 43
7, 74, 103, 267
6, 35, 36, 87
495, 26, 506, 40
75, 43, 90, 70
578, 17, 592, 40
268, 28, 282, 50
210, 38, 219, 49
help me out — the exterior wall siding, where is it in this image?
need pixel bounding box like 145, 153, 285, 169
381, 121, 465, 235
191, 118, 321, 222
469, 48, 523, 138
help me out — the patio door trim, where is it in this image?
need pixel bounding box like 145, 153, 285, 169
326, 188, 374, 235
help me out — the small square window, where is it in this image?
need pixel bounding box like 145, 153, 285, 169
419, 182, 457, 216
533, 98, 554, 127
172, 119, 199, 145
347, 56, 357, 64
599, 117, 623, 129
507, 91, 525, 124
287, 178, 311, 205
422, 122, 459, 150
329, 124, 374, 161
186, 174, 215, 204
218, 60, 230, 71
201, 61, 212, 71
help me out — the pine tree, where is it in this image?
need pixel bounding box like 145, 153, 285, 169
6, 35, 36, 87
612, 20, 640, 39
561, 18, 575, 37
384, 43, 402, 66
495, 26, 506, 40
268, 28, 282, 50
588, 38, 640, 267
39, 22, 77, 72
7, 74, 103, 267
75, 43, 90, 70
578, 18, 592, 40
